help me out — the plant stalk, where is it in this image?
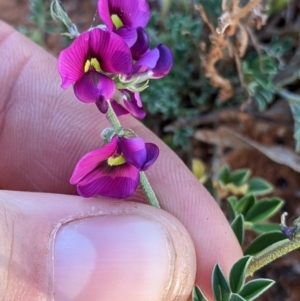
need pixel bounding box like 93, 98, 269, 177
106, 101, 160, 208
246, 236, 300, 277
140, 172, 160, 208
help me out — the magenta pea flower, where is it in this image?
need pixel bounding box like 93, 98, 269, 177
70, 135, 159, 198
98, 0, 150, 54
98, 0, 150, 32
58, 28, 132, 112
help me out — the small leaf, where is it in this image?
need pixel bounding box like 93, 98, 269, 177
193, 285, 209, 301
235, 194, 255, 215
239, 279, 275, 301
229, 294, 247, 301
244, 231, 286, 255
228, 196, 238, 219
229, 169, 251, 186
231, 215, 245, 246
244, 198, 284, 223
229, 256, 252, 293
251, 223, 281, 234
212, 264, 231, 301
219, 165, 231, 184
247, 178, 273, 196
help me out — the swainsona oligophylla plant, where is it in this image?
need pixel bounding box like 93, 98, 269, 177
52, 0, 173, 206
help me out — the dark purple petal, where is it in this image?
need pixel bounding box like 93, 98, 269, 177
58, 31, 90, 88
110, 100, 130, 117
98, 0, 150, 30
89, 28, 132, 74
131, 27, 150, 60
76, 163, 140, 198
133, 48, 159, 74
73, 71, 115, 103
96, 96, 109, 113
151, 44, 173, 78
141, 143, 159, 170
123, 91, 146, 119
115, 27, 137, 47
133, 44, 173, 78
70, 136, 118, 184
119, 137, 147, 169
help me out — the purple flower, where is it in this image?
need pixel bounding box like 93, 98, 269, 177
133, 44, 173, 78
58, 28, 132, 111
111, 90, 146, 119
98, 0, 150, 50
70, 135, 159, 198
98, 0, 150, 31
130, 27, 150, 60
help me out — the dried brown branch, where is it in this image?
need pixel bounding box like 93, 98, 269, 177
195, 5, 234, 101
196, 0, 268, 102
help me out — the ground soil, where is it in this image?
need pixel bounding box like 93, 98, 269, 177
1, 1, 300, 300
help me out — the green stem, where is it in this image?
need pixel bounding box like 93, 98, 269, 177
246, 236, 300, 277
106, 101, 121, 130
106, 101, 160, 208
140, 172, 160, 208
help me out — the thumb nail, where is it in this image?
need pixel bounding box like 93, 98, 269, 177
54, 214, 178, 301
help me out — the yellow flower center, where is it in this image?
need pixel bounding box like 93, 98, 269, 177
111, 14, 123, 29
84, 58, 101, 73
107, 155, 126, 166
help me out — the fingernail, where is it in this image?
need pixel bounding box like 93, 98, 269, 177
53, 215, 173, 301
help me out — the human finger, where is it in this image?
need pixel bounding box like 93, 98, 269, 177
0, 190, 196, 301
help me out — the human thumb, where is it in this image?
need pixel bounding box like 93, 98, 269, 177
0, 190, 196, 301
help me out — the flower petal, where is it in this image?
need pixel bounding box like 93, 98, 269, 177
96, 96, 109, 114
133, 47, 159, 74
89, 28, 132, 75
119, 137, 147, 169
58, 31, 90, 88
98, 0, 150, 29
70, 136, 118, 184
151, 44, 173, 78
115, 27, 137, 47
73, 71, 115, 103
110, 100, 130, 117
131, 27, 149, 60
123, 91, 146, 119
97, 0, 114, 30
141, 143, 159, 170
76, 163, 140, 198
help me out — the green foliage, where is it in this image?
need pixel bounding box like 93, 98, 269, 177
212, 264, 231, 301
229, 256, 252, 293
278, 89, 300, 152
231, 214, 245, 246
19, 0, 57, 46
238, 279, 275, 301
242, 54, 277, 112
244, 231, 286, 256
144, 8, 202, 120
143, 3, 207, 147
229, 194, 283, 235
244, 198, 283, 224
217, 165, 273, 197
193, 256, 274, 301
247, 178, 273, 196
193, 285, 209, 301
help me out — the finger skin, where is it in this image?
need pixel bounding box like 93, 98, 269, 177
0, 190, 196, 301
0, 21, 243, 299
